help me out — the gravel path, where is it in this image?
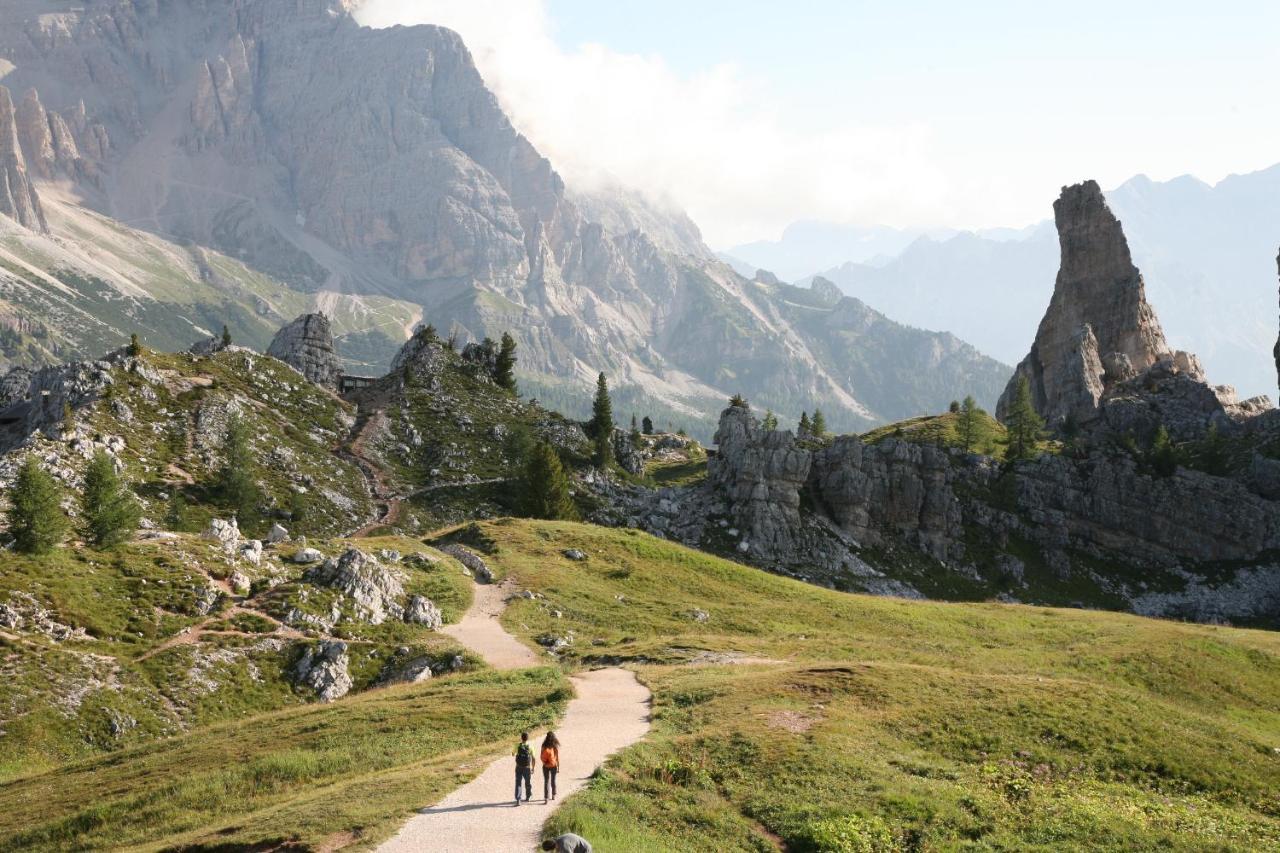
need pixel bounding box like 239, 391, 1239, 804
378, 581, 651, 853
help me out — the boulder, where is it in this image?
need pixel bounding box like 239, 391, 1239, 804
266, 523, 289, 544
562, 549, 587, 561
292, 547, 324, 564
202, 518, 240, 553
404, 595, 442, 629
292, 640, 352, 702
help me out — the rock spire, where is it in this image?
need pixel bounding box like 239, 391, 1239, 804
267, 313, 342, 390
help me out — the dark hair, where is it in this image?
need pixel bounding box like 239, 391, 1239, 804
541, 843, 556, 851
542, 731, 560, 749
521, 731, 528, 741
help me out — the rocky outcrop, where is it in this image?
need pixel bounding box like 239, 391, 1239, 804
304, 548, 405, 624
292, 640, 352, 702
998, 181, 1170, 430
404, 595, 442, 629
1275, 248, 1280, 397
267, 314, 341, 390
998, 180, 1269, 440
708, 406, 811, 557
0, 85, 46, 232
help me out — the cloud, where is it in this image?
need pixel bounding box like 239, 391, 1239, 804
355, 0, 972, 247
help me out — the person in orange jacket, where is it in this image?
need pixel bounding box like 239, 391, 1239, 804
540, 731, 561, 803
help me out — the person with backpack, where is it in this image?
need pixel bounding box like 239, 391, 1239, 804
514, 731, 535, 805
540, 731, 561, 802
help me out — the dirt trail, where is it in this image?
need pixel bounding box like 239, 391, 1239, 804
337, 409, 404, 537
377, 581, 652, 853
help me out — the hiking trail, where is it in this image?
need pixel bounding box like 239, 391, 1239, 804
377, 578, 651, 853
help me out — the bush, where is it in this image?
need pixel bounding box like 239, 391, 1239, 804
803, 814, 896, 853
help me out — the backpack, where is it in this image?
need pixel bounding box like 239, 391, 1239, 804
541, 746, 558, 768
515, 742, 533, 769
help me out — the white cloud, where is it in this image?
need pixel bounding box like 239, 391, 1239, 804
354, 0, 961, 247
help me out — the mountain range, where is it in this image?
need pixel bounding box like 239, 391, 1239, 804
0, 0, 1007, 438
776, 166, 1280, 402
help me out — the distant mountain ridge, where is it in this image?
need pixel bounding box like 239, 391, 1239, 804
794, 166, 1280, 401
0, 0, 1009, 437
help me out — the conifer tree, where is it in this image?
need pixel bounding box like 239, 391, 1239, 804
588, 372, 614, 467
762, 410, 778, 431
1003, 376, 1045, 461
729, 393, 749, 409
495, 332, 518, 391
221, 325, 232, 347
521, 442, 577, 520
1149, 425, 1179, 477
128, 333, 143, 358
641, 416, 654, 435
9, 457, 67, 555
958, 395, 982, 451
811, 409, 827, 437
214, 413, 261, 530
629, 414, 641, 443
798, 411, 812, 435
81, 450, 141, 547
62, 401, 75, 436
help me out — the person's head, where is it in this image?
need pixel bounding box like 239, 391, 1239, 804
541, 842, 555, 851
521, 731, 529, 742
542, 730, 560, 749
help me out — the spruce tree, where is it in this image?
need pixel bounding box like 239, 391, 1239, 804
1149, 425, 1179, 477
589, 372, 614, 467
495, 332, 518, 392
9, 457, 67, 555
629, 414, 641, 444
798, 411, 812, 435
642, 416, 654, 435
958, 395, 982, 451
1003, 376, 1045, 461
127, 333, 143, 358
521, 442, 577, 520
811, 409, 827, 437
762, 410, 778, 431
729, 393, 749, 409
221, 325, 232, 347
214, 414, 261, 530
81, 450, 141, 547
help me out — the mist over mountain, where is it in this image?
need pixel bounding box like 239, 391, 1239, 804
803, 166, 1280, 400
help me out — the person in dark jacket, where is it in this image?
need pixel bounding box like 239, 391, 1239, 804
543, 833, 592, 853
514, 731, 535, 805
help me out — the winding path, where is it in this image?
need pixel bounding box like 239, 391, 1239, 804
378, 580, 651, 853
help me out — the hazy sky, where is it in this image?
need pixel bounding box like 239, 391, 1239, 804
356, 1, 1280, 248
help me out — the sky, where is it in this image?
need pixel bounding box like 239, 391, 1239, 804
355, 0, 1280, 248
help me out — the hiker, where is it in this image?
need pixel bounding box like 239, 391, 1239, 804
514, 731, 535, 805
543, 833, 592, 853
540, 731, 561, 802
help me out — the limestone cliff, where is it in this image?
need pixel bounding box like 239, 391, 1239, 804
0, 86, 46, 232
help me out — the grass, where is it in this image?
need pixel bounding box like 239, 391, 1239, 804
858, 410, 1062, 461
3, 519, 1278, 850
464, 519, 1280, 851
0, 667, 569, 851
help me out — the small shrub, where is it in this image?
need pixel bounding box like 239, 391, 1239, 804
803, 814, 896, 853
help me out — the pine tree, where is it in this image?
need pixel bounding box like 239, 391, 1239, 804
1149, 425, 1179, 477
9, 457, 67, 555
1197, 423, 1230, 476
729, 393, 749, 409
127, 333, 143, 358
629, 414, 641, 444
958, 395, 982, 451
81, 450, 140, 547
642, 416, 654, 435
1003, 376, 1045, 461
588, 372, 614, 467
221, 325, 232, 347
949, 400, 961, 413
811, 409, 827, 437
798, 411, 812, 435
495, 332, 518, 391
521, 442, 577, 520
214, 414, 261, 530
762, 410, 778, 431
165, 490, 188, 531
423, 324, 438, 342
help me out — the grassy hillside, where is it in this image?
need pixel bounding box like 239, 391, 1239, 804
1, 519, 1276, 851
471, 520, 1280, 851
0, 533, 475, 785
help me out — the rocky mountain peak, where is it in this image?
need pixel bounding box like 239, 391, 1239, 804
0, 85, 47, 232
997, 180, 1174, 430
267, 313, 342, 390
